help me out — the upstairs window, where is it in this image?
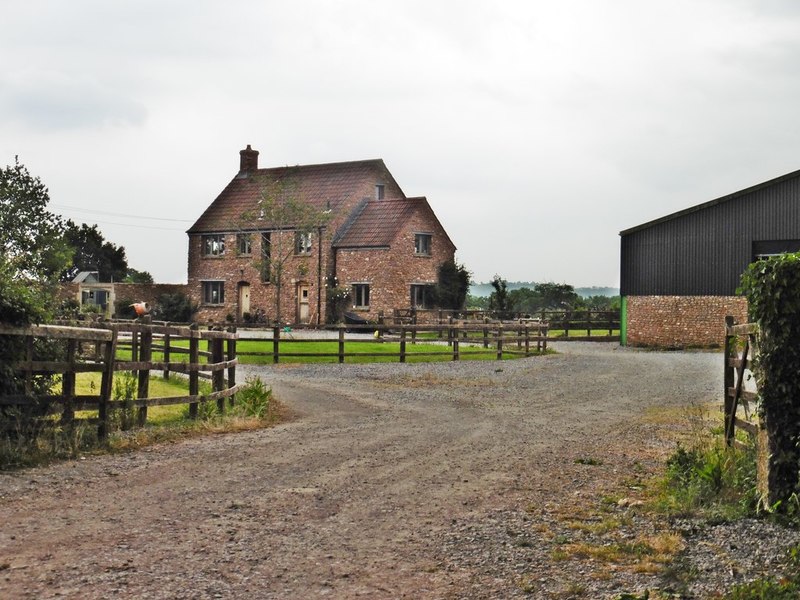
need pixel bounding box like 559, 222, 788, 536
202, 234, 225, 257
352, 283, 370, 309
375, 184, 385, 200
414, 233, 432, 256
295, 231, 313, 255
202, 281, 225, 305
237, 233, 252, 255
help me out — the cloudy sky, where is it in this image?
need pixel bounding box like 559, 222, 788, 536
3, 1, 800, 287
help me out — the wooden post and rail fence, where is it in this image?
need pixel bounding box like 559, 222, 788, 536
0, 318, 239, 441
233, 321, 549, 364
388, 308, 619, 340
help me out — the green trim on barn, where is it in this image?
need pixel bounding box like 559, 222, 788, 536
620, 296, 627, 346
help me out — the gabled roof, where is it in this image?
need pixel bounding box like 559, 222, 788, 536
620, 167, 800, 236
333, 197, 457, 251
188, 159, 403, 233
72, 271, 100, 283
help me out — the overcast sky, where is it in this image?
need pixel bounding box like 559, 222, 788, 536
3, 1, 800, 287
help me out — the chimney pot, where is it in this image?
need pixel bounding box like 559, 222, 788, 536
239, 145, 259, 176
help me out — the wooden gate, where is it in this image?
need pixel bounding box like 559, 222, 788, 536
723, 316, 758, 448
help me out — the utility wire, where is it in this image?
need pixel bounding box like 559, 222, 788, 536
51, 203, 195, 223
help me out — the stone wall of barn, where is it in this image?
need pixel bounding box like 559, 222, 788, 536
625, 295, 748, 348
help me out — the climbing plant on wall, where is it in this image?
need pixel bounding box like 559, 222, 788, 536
740, 252, 800, 509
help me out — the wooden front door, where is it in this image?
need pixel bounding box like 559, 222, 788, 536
238, 283, 251, 320
297, 284, 310, 324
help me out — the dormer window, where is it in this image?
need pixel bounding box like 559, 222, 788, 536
375, 184, 385, 200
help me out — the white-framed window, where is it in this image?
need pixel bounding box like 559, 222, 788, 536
411, 284, 433, 309
202, 281, 225, 305
352, 283, 370, 309
295, 231, 313, 255
237, 233, 252, 255
202, 234, 225, 257
414, 233, 432, 256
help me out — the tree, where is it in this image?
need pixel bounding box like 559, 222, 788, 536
0, 158, 71, 396
124, 268, 154, 284
508, 287, 539, 315
60, 221, 128, 283
0, 157, 72, 283
533, 282, 580, 309
488, 275, 512, 319
435, 260, 471, 311
244, 170, 330, 323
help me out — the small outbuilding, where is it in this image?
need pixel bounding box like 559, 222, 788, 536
620, 168, 800, 347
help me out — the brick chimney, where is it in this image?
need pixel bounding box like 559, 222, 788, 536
238, 145, 259, 176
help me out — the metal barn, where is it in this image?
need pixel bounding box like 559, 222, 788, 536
619, 168, 800, 347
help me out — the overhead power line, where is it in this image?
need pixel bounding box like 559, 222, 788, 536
51, 203, 195, 223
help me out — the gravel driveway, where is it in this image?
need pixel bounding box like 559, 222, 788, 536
1, 342, 797, 599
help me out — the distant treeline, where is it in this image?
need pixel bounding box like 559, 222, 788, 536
469, 282, 619, 298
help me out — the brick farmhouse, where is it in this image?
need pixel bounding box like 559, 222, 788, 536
187, 146, 456, 324
620, 167, 800, 347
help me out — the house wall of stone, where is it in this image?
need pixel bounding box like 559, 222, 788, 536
626, 295, 748, 348
335, 209, 455, 321
188, 229, 329, 325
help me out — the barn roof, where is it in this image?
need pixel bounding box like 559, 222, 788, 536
620, 167, 800, 236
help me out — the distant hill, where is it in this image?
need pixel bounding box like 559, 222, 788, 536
469, 282, 619, 298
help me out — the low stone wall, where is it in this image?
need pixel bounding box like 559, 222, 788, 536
626, 295, 748, 348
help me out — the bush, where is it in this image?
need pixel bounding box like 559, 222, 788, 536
155, 292, 197, 323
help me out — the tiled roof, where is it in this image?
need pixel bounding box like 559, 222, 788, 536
188, 159, 400, 233
333, 197, 427, 248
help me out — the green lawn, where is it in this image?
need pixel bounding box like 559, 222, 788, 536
115, 337, 544, 364
74, 372, 202, 425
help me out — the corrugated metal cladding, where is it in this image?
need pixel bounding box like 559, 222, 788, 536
620, 172, 800, 296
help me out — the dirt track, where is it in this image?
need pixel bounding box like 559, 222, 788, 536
0, 343, 724, 598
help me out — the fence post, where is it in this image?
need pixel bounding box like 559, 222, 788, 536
24, 335, 33, 395
542, 324, 548, 353
227, 326, 236, 407
723, 315, 736, 446
453, 331, 459, 361
524, 325, 530, 356
587, 310, 592, 337
212, 331, 225, 414
189, 323, 199, 419
400, 327, 406, 363
483, 318, 489, 349
136, 317, 153, 427
338, 325, 345, 364
496, 325, 503, 360
447, 317, 454, 347
131, 329, 139, 362
273, 324, 280, 364
61, 338, 77, 427
163, 331, 171, 380
98, 325, 118, 442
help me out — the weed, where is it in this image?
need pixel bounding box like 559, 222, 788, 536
575, 457, 603, 466
723, 543, 800, 599
111, 371, 137, 431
